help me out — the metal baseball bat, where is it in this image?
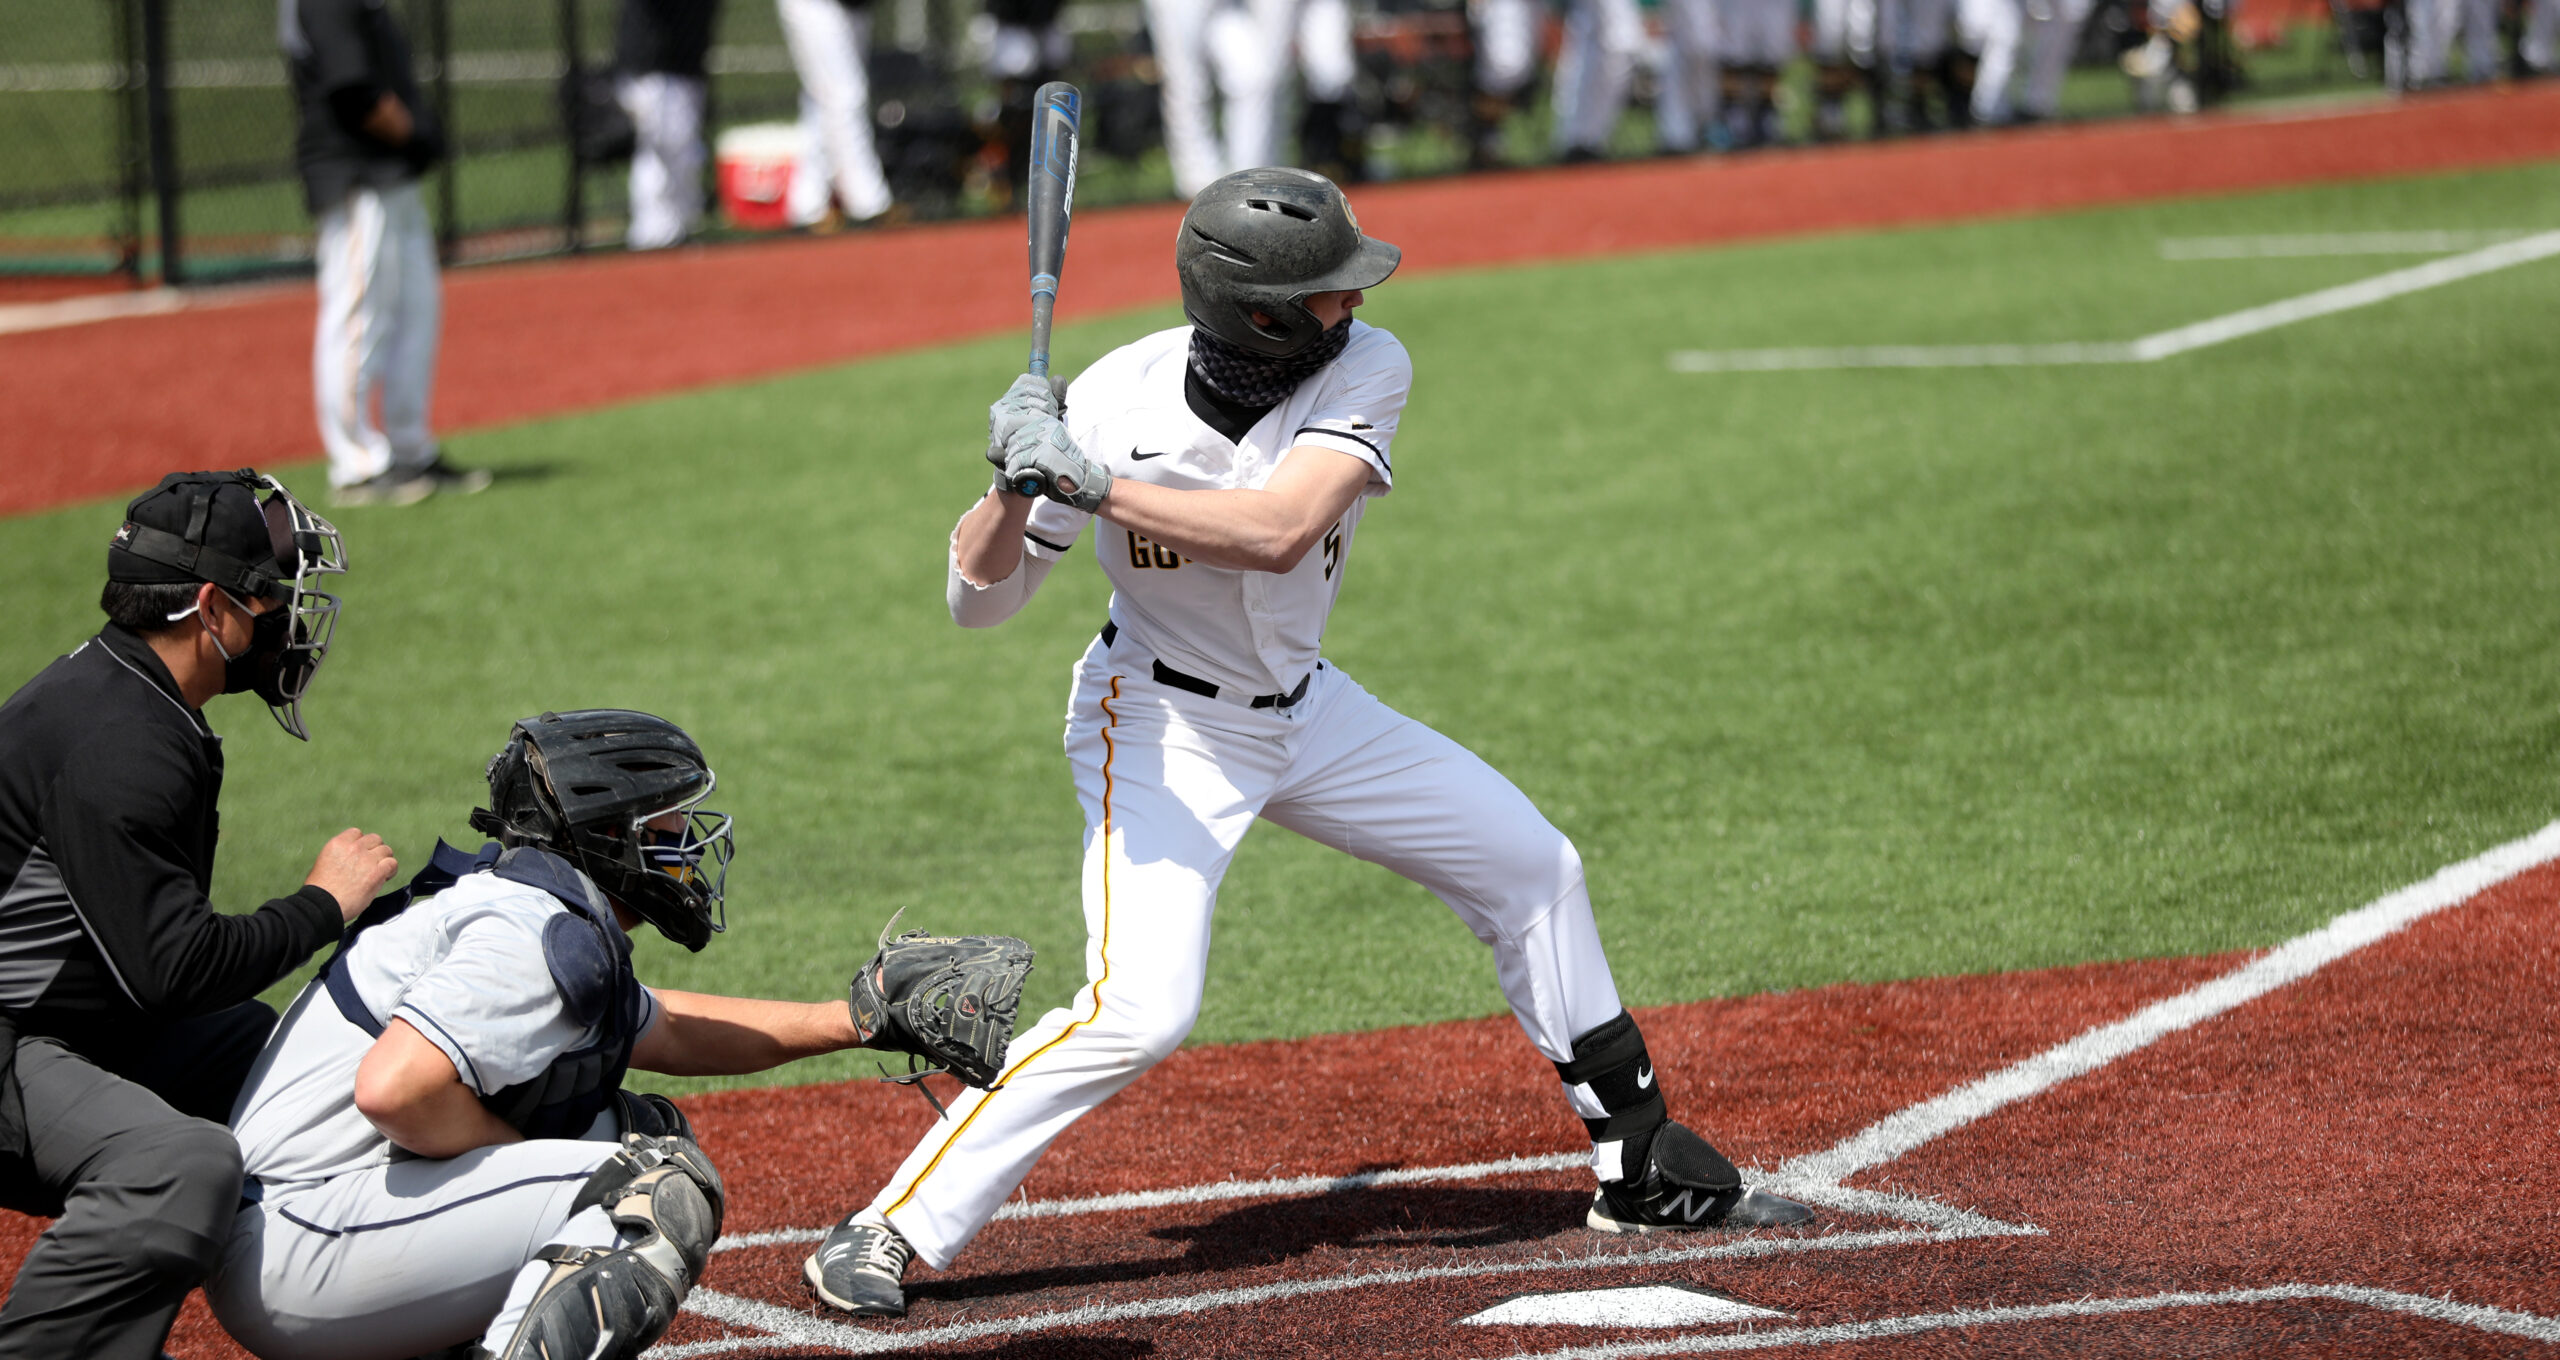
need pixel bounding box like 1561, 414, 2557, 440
1013, 80, 1082, 499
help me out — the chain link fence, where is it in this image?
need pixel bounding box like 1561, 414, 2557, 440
2, 0, 2381, 286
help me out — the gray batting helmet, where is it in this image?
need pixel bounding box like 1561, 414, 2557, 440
1176, 167, 1401, 359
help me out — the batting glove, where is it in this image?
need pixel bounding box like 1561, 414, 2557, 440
987, 373, 1065, 474
1000, 417, 1111, 511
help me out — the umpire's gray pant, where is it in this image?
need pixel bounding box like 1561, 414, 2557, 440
0, 1004, 274, 1360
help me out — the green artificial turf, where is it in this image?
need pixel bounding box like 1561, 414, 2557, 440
3, 159, 2554, 1093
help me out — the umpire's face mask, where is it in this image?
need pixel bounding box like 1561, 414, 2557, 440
208, 592, 293, 701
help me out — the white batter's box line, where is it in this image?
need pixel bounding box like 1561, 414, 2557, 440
705, 1153, 2008, 1256
1475, 1283, 2560, 1358
2157, 229, 2547, 259
1781, 818, 2560, 1189
1665, 230, 2560, 373
652, 1228, 1975, 1358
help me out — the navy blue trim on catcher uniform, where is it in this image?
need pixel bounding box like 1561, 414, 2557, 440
319, 841, 648, 1140
273, 1170, 593, 1238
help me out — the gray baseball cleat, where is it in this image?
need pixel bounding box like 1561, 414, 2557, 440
1587, 1120, 1816, 1232
804, 1216, 916, 1317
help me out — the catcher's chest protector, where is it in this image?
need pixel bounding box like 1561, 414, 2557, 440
323, 841, 648, 1139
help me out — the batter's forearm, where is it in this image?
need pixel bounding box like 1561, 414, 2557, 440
953, 489, 1036, 588
632, 990, 863, 1077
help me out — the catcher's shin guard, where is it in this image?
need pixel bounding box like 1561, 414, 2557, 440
1554, 1011, 1671, 1183
482, 1135, 725, 1360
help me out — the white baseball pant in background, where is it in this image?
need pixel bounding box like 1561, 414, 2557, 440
312, 180, 440, 490
619, 72, 709, 249
778, 0, 894, 224
1551, 0, 1648, 155
2528, 0, 2559, 71
2018, 0, 2093, 115
1958, 0, 2022, 121
1297, 0, 1358, 104
1470, 0, 1541, 95
2408, 0, 2498, 80
863, 644, 1629, 1268
1653, 0, 1720, 151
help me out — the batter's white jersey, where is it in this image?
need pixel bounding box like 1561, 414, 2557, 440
1020, 320, 1407, 698
873, 322, 1631, 1270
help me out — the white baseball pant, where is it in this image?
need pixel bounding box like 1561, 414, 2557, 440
2529, 0, 2560, 71
1892, 0, 1953, 66
778, 0, 894, 224
619, 72, 708, 250
1470, 0, 1541, 95
1298, 0, 1358, 104
864, 642, 1629, 1269
1551, 0, 1649, 154
1958, 0, 2022, 121
2018, 0, 2094, 115
312, 180, 440, 490
1654, 0, 1720, 152
2408, 0, 2498, 80
1719, 0, 1799, 65
206, 1136, 628, 1360
1813, 0, 1879, 64
1146, 0, 1300, 196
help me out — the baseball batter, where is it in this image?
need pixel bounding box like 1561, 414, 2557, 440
203, 711, 1027, 1360
804, 167, 1813, 1320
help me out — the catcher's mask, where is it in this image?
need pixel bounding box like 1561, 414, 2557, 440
470, 709, 735, 951
1176, 166, 1400, 359
109, 469, 347, 740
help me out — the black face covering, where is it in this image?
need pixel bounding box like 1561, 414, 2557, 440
1188, 317, 1356, 407
218, 600, 293, 700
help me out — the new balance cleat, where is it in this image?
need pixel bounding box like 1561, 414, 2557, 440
804, 1216, 915, 1317
1587, 1120, 1815, 1232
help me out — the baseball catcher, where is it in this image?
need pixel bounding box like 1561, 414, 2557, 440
201, 709, 1032, 1360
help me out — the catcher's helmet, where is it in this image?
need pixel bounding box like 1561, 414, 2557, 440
470, 710, 735, 951
1176, 167, 1401, 359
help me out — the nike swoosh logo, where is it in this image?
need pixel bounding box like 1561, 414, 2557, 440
1129, 449, 1171, 461
1637, 1066, 1654, 1090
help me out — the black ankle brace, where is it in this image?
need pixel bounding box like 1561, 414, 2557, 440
1554, 1011, 1666, 1181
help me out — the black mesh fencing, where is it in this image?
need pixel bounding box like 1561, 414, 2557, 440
1, 0, 2379, 286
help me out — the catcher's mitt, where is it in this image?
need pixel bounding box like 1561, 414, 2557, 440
848, 914, 1034, 1090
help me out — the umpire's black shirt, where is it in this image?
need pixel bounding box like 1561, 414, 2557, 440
0, 626, 341, 1077
282, 0, 435, 214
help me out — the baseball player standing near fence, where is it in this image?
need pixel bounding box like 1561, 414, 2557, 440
204, 710, 1032, 1360
804, 166, 1814, 1320
281, 0, 491, 508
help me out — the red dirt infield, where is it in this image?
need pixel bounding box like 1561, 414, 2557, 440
8, 835, 2552, 1357
6, 83, 2560, 518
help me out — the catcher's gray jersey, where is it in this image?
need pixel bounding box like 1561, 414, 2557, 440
229, 870, 661, 1187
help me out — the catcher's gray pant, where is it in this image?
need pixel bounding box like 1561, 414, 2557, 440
778, 0, 892, 223
313, 180, 441, 489
205, 1133, 629, 1360
865, 645, 1628, 1269
619, 72, 708, 249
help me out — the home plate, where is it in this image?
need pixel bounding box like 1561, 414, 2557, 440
1461, 1284, 1789, 1327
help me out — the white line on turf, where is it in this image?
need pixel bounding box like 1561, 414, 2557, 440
657, 820, 2560, 1356
656, 1230, 1965, 1358
1475, 1284, 2560, 1358
1777, 819, 2560, 1188
2157, 229, 2543, 259
1664, 230, 2560, 372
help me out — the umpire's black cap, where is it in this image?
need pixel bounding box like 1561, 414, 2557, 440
108, 470, 295, 604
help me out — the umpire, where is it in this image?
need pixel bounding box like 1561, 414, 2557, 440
0, 471, 398, 1359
